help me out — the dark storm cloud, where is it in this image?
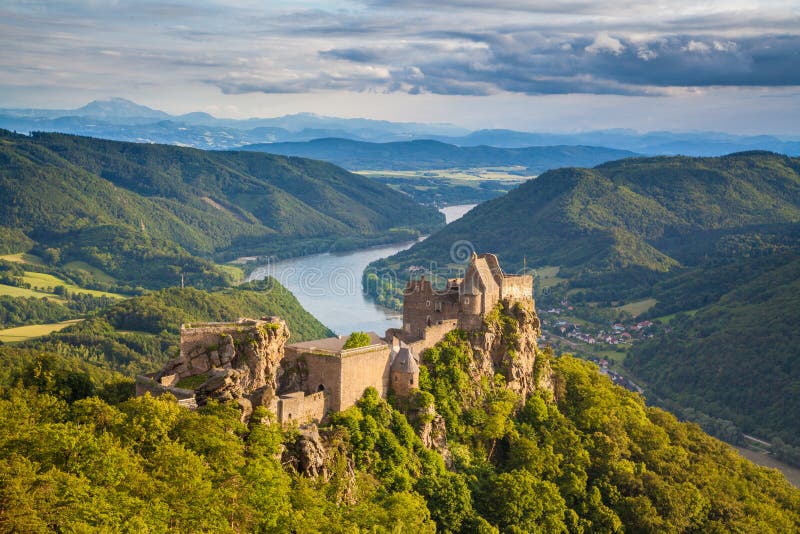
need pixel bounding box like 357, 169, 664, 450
286, 32, 800, 97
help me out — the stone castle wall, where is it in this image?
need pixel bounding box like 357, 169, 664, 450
338, 345, 392, 412
281, 349, 345, 410
277, 390, 328, 424
501, 275, 534, 301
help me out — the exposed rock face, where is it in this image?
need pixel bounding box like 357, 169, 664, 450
156, 318, 290, 420
470, 299, 546, 403
283, 424, 329, 478
418, 409, 451, 467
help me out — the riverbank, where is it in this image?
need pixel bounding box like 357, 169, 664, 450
734, 446, 800, 488
242, 204, 476, 335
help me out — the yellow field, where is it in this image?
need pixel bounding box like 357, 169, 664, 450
21, 272, 124, 299
63, 261, 117, 284
0, 283, 67, 303
0, 252, 45, 265
617, 298, 658, 317
0, 319, 82, 343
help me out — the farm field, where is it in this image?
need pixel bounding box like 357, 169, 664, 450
534, 265, 566, 290
617, 298, 658, 317
0, 253, 45, 265
63, 260, 117, 284
21, 272, 124, 299
0, 283, 67, 302
357, 167, 533, 182
0, 319, 82, 343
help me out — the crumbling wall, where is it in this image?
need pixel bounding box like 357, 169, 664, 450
501, 274, 534, 301
281, 349, 343, 409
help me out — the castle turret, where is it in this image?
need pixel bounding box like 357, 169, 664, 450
390, 346, 419, 397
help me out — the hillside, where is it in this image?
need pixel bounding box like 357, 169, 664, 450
627, 253, 800, 449
24, 281, 333, 376
368, 152, 800, 281
1, 303, 798, 532
0, 129, 442, 289
241, 138, 638, 172
366, 152, 800, 449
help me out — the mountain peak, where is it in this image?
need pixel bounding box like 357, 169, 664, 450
74, 97, 171, 120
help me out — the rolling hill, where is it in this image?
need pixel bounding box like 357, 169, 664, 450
25, 281, 333, 375
240, 138, 638, 172
368, 151, 800, 282
0, 129, 443, 289
365, 151, 800, 447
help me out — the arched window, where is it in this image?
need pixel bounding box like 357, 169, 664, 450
317, 384, 325, 392
410, 376, 414, 385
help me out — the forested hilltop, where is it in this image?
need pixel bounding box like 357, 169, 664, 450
15, 281, 333, 378
366, 152, 800, 452
242, 138, 637, 172
1, 304, 798, 532
0, 129, 443, 290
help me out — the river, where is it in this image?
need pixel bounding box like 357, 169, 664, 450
247, 203, 476, 335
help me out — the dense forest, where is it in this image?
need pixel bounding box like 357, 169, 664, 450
1, 305, 798, 532
627, 254, 800, 449
21, 282, 332, 376
242, 138, 636, 173
0, 129, 442, 289
365, 151, 800, 450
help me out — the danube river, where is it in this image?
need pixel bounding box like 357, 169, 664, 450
247, 204, 475, 335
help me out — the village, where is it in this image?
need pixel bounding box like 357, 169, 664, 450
536, 297, 655, 394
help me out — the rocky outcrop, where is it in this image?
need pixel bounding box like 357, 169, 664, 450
418, 409, 451, 467
283, 424, 329, 478
155, 318, 290, 421
470, 299, 548, 403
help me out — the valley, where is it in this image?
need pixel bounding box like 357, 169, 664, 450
4, 1, 800, 530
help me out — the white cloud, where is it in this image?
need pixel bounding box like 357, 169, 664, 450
636, 47, 658, 61
683, 40, 710, 53
713, 40, 738, 52
585, 32, 625, 55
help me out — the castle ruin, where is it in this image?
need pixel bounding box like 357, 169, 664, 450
136, 253, 537, 424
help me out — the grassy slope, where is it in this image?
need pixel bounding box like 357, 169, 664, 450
0, 319, 81, 343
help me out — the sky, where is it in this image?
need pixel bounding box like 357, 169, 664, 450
1, 0, 799, 134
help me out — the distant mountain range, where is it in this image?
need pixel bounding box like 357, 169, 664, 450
2, 98, 798, 156
241, 138, 638, 172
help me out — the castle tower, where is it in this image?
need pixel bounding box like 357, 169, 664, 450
390, 345, 419, 397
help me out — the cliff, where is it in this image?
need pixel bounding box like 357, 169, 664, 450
155, 318, 291, 418
469, 298, 547, 403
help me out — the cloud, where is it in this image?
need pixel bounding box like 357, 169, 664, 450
1, 0, 799, 101
683, 40, 710, 53
585, 32, 625, 55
